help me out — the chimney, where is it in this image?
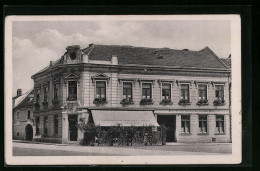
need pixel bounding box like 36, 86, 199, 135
111, 55, 118, 65
17, 89, 22, 97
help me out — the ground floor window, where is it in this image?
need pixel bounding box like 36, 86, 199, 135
44, 116, 48, 134
54, 115, 59, 135
36, 117, 40, 135
199, 115, 207, 133
181, 115, 190, 133
216, 115, 224, 133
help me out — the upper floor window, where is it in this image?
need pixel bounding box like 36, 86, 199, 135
27, 110, 31, 119
17, 112, 20, 119
216, 115, 224, 133
96, 81, 106, 98
68, 81, 77, 101
142, 83, 152, 99
53, 84, 58, 100
162, 83, 171, 100
199, 115, 207, 133
180, 84, 189, 101
123, 82, 132, 99
181, 115, 190, 133
36, 89, 40, 103
215, 85, 224, 100
43, 86, 48, 102
198, 85, 207, 100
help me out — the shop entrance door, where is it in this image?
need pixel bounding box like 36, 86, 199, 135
157, 115, 176, 142
68, 115, 78, 141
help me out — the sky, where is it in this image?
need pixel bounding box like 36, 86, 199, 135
12, 20, 231, 96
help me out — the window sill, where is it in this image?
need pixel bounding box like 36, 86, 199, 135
214, 133, 226, 135
197, 133, 209, 136
179, 133, 191, 136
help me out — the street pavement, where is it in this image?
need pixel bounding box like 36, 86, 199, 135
13, 141, 232, 156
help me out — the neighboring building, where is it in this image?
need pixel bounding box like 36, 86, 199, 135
13, 89, 35, 141
31, 44, 231, 144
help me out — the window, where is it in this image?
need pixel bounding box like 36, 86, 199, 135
123, 82, 132, 99
199, 115, 207, 133
181, 115, 190, 133
27, 110, 31, 119
36, 89, 40, 103
17, 112, 20, 119
36, 117, 40, 135
96, 81, 106, 98
68, 81, 77, 101
44, 116, 48, 134
53, 84, 58, 100
216, 115, 224, 133
215, 85, 224, 100
142, 83, 152, 99
198, 85, 207, 100
43, 86, 48, 102
54, 115, 59, 135
162, 83, 171, 100
180, 84, 189, 101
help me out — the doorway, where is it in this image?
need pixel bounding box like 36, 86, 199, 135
68, 115, 78, 141
25, 124, 33, 141
157, 115, 176, 142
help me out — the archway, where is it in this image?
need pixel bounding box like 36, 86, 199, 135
25, 124, 33, 141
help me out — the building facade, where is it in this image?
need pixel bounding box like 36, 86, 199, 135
13, 89, 35, 141
31, 44, 231, 144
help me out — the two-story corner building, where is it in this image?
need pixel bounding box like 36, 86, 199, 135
13, 89, 35, 141
31, 44, 231, 144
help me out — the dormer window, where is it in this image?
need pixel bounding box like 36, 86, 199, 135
68, 81, 77, 101
69, 52, 76, 60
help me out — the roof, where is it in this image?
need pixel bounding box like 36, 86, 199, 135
13, 89, 34, 109
83, 44, 229, 69
221, 58, 231, 68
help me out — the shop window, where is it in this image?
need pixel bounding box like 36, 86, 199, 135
142, 83, 152, 99
199, 115, 207, 133
181, 115, 190, 133
44, 116, 48, 134
27, 110, 31, 119
36, 117, 40, 135
162, 83, 171, 100
123, 82, 132, 99
180, 84, 189, 101
53, 84, 58, 100
96, 81, 106, 99
68, 81, 77, 101
17, 112, 20, 119
215, 85, 224, 100
216, 115, 224, 133
198, 85, 207, 100
54, 115, 59, 135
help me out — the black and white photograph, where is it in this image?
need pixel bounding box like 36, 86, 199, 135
5, 15, 241, 165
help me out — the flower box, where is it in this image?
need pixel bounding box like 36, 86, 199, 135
160, 99, 173, 106
52, 99, 60, 109
140, 98, 153, 106
93, 97, 108, 105
178, 99, 191, 106
196, 99, 209, 106
41, 101, 48, 109
213, 99, 226, 106
120, 98, 134, 106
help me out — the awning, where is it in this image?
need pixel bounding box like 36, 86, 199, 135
91, 110, 159, 126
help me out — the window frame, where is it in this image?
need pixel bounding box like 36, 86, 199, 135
141, 82, 153, 99
198, 83, 208, 100
95, 80, 107, 99
199, 115, 208, 133
54, 114, 59, 135
161, 82, 172, 101
181, 115, 190, 134
179, 83, 190, 101
122, 81, 133, 100
214, 84, 225, 100
67, 80, 78, 101
216, 115, 225, 134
